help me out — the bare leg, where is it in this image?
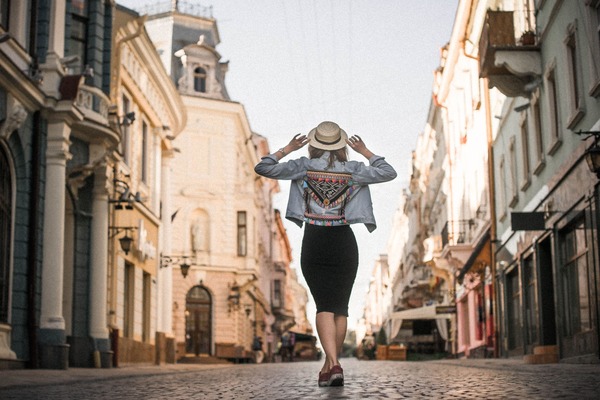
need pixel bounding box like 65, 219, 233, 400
334, 314, 347, 356
316, 312, 339, 373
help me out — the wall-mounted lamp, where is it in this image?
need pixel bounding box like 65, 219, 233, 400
110, 167, 143, 210
83, 64, 94, 78
109, 226, 137, 255
121, 112, 136, 127
160, 254, 191, 278
244, 303, 252, 318
227, 282, 240, 312
575, 130, 600, 178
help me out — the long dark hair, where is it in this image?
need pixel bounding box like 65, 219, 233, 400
308, 145, 348, 169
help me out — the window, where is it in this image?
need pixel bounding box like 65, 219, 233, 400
585, 0, 600, 95
531, 95, 545, 174
458, 296, 470, 346
123, 262, 135, 338
508, 137, 518, 207
121, 95, 131, 164
141, 121, 148, 183
237, 211, 247, 256
142, 272, 151, 342
0, 0, 9, 29
523, 254, 539, 346
559, 217, 591, 336
498, 156, 507, 221
545, 66, 561, 153
519, 113, 531, 190
194, 67, 207, 92
565, 26, 584, 127
0, 146, 12, 323
507, 267, 523, 350
67, 0, 88, 73
272, 280, 282, 308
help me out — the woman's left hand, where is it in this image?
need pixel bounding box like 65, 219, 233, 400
346, 135, 374, 159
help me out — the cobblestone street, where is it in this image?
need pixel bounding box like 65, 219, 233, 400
1, 358, 599, 399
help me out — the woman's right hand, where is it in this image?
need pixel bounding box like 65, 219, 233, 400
286, 134, 309, 153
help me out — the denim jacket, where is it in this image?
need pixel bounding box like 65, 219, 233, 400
254, 152, 397, 232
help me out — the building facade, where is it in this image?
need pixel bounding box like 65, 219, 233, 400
142, 3, 310, 361
1, 0, 118, 369
364, 0, 600, 364
108, 5, 186, 366
483, 0, 600, 362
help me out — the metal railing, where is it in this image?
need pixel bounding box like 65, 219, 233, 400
441, 219, 476, 247
136, 1, 213, 19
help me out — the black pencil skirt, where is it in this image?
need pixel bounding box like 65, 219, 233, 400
300, 224, 359, 317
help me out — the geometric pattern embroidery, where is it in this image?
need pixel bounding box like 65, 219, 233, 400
303, 170, 356, 226
304, 170, 353, 207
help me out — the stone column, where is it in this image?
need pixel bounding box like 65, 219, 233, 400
160, 150, 175, 336
88, 149, 111, 366
40, 0, 67, 99
39, 120, 71, 369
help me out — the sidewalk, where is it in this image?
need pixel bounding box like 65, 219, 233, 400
0, 362, 232, 390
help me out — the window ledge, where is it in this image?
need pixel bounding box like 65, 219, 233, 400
533, 159, 545, 176
520, 179, 531, 192
508, 195, 518, 208
589, 79, 600, 98
566, 108, 585, 130
547, 137, 562, 156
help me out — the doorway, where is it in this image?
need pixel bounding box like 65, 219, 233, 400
185, 286, 212, 356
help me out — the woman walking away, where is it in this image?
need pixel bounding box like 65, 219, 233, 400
255, 121, 397, 387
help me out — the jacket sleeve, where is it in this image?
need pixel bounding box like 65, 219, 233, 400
350, 155, 397, 184
254, 154, 308, 180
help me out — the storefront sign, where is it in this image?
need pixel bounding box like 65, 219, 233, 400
137, 219, 157, 260
435, 305, 457, 314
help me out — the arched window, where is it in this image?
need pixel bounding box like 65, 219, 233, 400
0, 145, 13, 323
193, 67, 207, 93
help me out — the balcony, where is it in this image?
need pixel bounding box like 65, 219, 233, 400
479, 10, 541, 97
441, 219, 477, 248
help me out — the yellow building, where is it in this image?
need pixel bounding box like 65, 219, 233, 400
108, 5, 186, 365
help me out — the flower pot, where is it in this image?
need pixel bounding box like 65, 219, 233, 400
520, 32, 535, 45
375, 345, 388, 360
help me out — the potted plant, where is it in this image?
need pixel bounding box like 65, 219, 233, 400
520, 30, 535, 45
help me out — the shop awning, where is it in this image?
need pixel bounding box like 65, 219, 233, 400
389, 304, 453, 321
456, 229, 491, 283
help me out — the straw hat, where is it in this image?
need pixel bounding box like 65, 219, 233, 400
307, 121, 348, 151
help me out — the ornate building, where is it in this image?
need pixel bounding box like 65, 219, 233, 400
108, 5, 186, 365
142, 3, 310, 361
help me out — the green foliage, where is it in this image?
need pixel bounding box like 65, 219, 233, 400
375, 328, 387, 345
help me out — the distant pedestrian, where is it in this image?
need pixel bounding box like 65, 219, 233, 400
252, 336, 264, 364
255, 121, 397, 387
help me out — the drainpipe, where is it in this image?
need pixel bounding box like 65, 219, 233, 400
27, 111, 41, 368
483, 78, 499, 358
109, 15, 148, 104
26, 0, 39, 367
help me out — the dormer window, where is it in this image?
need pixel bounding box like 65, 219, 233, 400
194, 66, 207, 92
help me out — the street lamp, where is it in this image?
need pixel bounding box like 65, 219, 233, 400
109, 227, 137, 255
575, 130, 600, 178
160, 254, 192, 278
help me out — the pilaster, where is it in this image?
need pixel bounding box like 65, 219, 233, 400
39, 118, 71, 369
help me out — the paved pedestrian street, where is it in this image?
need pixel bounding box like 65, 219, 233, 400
1, 358, 599, 399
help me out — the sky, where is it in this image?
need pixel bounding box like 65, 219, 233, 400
119, 0, 458, 331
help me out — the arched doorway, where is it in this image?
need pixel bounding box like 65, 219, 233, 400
0, 144, 13, 325
185, 285, 212, 356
